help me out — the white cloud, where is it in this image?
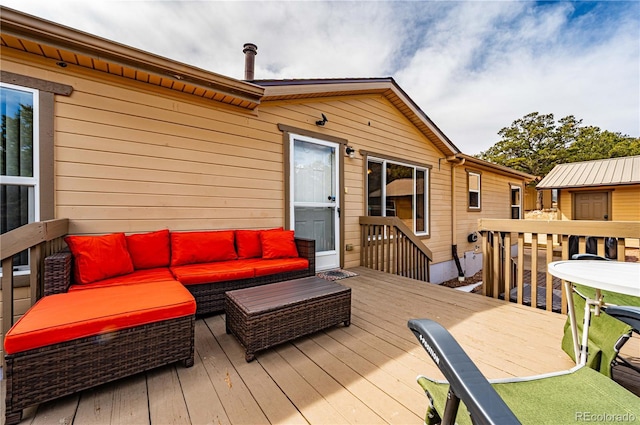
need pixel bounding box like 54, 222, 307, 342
2, 0, 638, 155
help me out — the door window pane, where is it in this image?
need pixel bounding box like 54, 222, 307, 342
294, 140, 334, 203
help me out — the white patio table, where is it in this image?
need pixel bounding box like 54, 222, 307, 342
548, 260, 640, 365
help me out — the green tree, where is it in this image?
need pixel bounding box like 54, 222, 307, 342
478, 112, 573, 177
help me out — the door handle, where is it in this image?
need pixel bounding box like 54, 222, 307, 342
328, 196, 336, 201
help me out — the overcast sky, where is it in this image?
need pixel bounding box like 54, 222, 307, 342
3, 0, 639, 155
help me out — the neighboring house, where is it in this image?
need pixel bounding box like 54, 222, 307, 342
0, 7, 534, 284
537, 156, 640, 222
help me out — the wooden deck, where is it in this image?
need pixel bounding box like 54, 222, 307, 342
2, 267, 638, 424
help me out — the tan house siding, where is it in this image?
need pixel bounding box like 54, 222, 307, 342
454, 167, 524, 251
613, 186, 640, 221
3, 50, 286, 235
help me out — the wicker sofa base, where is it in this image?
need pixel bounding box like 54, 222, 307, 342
4, 315, 195, 425
225, 276, 351, 362
189, 267, 315, 316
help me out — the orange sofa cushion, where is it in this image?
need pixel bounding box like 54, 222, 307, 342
170, 230, 237, 266
4, 281, 195, 354
170, 260, 256, 285
251, 258, 309, 277
67, 268, 176, 291
65, 233, 134, 284
261, 230, 299, 259
126, 229, 170, 269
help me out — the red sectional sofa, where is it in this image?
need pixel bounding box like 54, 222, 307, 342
45, 228, 316, 316
3, 228, 314, 424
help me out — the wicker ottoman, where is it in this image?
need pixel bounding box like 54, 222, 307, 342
225, 276, 351, 361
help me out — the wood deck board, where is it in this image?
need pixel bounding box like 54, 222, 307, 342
3, 267, 638, 424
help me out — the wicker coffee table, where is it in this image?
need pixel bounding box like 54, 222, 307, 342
225, 276, 351, 361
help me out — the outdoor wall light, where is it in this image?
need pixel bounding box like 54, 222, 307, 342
315, 113, 328, 126
345, 146, 356, 158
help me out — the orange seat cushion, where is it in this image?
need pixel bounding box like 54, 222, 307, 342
126, 229, 171, 269
252, 258, 309, 277
170, 230, 237, 266
261, 230, 299, 259
65, 233, 134, 284
67, 268, 175, 291
4, 281, 195, 354
171, 260, 256, 285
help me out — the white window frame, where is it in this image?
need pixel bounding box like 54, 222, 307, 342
468, 171, 481, 210
1, 82, 40, 271
510, 185, 522, 219
367, 157, 429, 236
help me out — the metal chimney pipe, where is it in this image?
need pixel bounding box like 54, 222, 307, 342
243, 43, 257, 80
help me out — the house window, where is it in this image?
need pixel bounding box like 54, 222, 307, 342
511, 185, 522, 219
468, 171, 481, 210
367, 158, 429, 235
1, 83, 39, 267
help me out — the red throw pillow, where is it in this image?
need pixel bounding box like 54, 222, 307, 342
170, 230, 237, 266
126, 229, 170, 269
261, 230, 299, 259
235, 227, 284, 259
64, 233, 134, 284
235, 230, 262, 259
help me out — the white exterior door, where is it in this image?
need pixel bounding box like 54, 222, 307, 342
290, 134, 340, 271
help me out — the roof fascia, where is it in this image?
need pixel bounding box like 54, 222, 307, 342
1, 7, 264, 107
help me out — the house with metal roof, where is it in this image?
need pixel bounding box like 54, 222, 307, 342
537, 155, 640, 221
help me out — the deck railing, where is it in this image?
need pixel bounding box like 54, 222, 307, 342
478, 219, 640, 313
359, 216, 432, 282
1, 219, 69, 338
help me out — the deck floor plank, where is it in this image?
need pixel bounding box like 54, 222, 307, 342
193, 320, 269, 424
273, 338, 386, 424
256, 344, 350, 424
292, 335, 421, 423
205, 315, 308, 425
74, 374, 149, 425
5, 267, 638, 424
147, 365, 190, 424
177, 320, 232, 425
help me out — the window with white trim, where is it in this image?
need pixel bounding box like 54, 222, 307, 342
367, 157, 429, 235
511, 185, 522, 219
468, 171, 481, 210
1, 83, 39, 268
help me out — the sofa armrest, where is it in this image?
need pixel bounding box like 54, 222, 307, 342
294, 237, 315, 273
44, 251, 73, 295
